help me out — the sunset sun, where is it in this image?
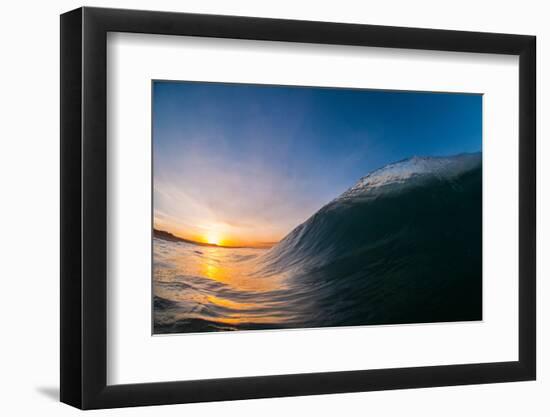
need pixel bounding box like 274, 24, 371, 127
205, 232, 222, 246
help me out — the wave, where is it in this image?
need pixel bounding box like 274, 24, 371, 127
154, 152, 482, 333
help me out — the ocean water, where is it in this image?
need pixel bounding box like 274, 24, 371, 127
153, 153, 482, 334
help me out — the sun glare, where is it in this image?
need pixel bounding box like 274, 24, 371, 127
205, 232, 222, 246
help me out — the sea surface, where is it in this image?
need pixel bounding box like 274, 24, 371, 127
153, 153, 482, 334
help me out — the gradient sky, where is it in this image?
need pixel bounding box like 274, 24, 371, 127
153, 81, 482, 247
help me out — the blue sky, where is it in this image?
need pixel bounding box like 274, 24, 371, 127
153, 81, 481, 246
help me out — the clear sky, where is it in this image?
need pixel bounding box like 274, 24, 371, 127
153, 81, 482, 247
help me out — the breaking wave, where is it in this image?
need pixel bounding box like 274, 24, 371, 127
154, 153, 482, 333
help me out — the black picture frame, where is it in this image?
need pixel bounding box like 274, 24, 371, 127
60, 6, 536, 410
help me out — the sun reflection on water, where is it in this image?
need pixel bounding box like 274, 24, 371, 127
154, 239, 293, 327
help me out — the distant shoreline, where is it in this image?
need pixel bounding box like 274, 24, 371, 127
153, 228, 275, 249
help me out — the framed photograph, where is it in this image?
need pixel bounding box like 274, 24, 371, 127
60, 7, 536, 409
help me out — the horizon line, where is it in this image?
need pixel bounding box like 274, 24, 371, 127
153, 228, 278, 249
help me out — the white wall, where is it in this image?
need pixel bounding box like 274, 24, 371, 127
0, 0, 546, 415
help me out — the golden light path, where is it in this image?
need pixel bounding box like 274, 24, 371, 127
153, 240, 293, 326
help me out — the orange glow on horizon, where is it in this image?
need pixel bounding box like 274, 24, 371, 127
154, 218, 281, 248
204, 231, 223, 246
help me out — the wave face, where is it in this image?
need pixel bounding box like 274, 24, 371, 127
154, 153, 482, 333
